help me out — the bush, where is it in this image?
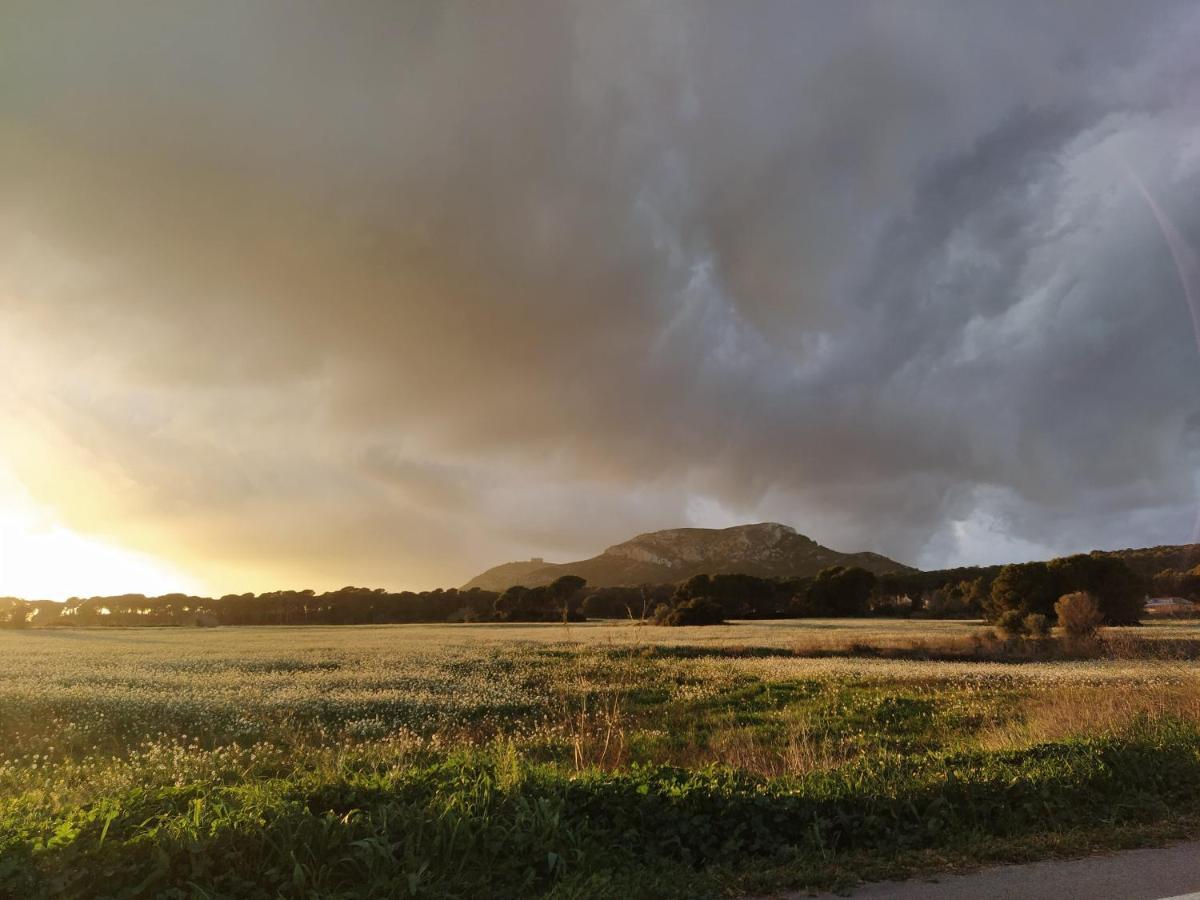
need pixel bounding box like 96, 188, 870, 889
1023, 613, 1050, 638
995, 609, 1027, 637
1055, 591, 1104, 639
660, 598, 726, 626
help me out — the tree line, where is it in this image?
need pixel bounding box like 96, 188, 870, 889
635, 552, 1143, 626
0, 587, 500, 628
0, 547, 1159, 628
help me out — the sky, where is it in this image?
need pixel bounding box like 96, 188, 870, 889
2, 1, 1200, 599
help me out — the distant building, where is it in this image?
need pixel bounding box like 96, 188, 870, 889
531, 557, 544, 564
1145, 597, 1197, 616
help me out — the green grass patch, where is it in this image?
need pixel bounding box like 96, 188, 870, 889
3, 625, 1200, 897
4, 719, 1200, 898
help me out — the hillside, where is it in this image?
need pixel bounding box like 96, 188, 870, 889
462, 523, 908, 591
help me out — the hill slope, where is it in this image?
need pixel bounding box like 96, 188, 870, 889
463, 523, 908, 591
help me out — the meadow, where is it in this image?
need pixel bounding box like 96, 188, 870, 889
3, 619, 1200, 898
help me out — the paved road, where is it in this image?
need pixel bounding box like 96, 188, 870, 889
796, 840, 1200, 899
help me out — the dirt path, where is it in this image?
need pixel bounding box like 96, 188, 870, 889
791, 840, 1200, 899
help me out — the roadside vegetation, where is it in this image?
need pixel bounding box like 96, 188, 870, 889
3, 620, 1200, 897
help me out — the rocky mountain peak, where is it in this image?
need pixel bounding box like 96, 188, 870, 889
462, 522, 906, 592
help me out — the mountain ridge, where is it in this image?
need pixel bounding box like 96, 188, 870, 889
462, 523, 909, 591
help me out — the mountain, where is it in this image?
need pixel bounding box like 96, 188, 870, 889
462, 523, 909, 591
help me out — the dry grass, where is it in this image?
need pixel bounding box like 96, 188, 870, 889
5, 620, 1200, 774
980, 683, 1200, 750
564, 691, 628, 771
8, 619, 1200, 900
699, 720, 845, 777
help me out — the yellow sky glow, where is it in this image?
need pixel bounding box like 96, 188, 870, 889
0, 463, 202, 600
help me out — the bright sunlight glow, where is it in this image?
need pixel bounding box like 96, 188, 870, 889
0, 463, 201, 600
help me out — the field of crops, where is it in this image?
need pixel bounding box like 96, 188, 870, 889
3, 619, 1200, 898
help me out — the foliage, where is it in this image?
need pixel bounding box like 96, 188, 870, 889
495, 577, 589, 622
1096, 544, 1200, 584
1047, 555, 1142, 625
875, 568, 1001, 615
1055, 592, 1104, 639
581, 586, 669, 620
794, 567, 876, 617
0, 587, 504, 628
4, 723, 1200, 899
995, 609, 1028, 637
987, 555, 1141, 626
669, 573, 790, 619
3, 624, 1200, 897
1150, 565, 1200, 601
1023, 613, 1050, 638
0, 540, 1171, 630
987, 562, 1058, 621
656, 597, 726, 626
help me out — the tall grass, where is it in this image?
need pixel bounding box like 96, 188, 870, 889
5, 721, 1200, 898
3, 623, 1200, 897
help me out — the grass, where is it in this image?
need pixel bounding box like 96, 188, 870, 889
2, 620, 1200, 897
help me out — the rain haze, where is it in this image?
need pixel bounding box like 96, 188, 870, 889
3, 0, 1200, 598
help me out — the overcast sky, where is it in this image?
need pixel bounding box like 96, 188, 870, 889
3, 1, 1200, 596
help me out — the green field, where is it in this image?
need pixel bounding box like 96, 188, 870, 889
3, 620, 1200, 898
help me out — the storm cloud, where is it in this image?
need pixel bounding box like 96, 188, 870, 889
3, 0, 1200, 593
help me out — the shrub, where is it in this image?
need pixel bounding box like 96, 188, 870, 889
1023, 613, 1050, 638
1055, 591, 1104, 639
661, 598, 726, 626
995, 609, 1027, 637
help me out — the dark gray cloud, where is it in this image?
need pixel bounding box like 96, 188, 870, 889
2, 0, 1199, 592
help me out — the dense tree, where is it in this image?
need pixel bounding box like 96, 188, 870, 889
492, 579, 588, 622
671, 573, 783, 619
986, 562, 1058, 620
548, 575, 587, 620
987, 555, 1142, 625
870, 567, 1000, 618
0, 598, 29, 628
1093, 544, 1200, 584
494, 585, 532, 620
579, 586, 659, 619
656, 597, 725, 626
796, 566, 876, 617
673, 574, 712, 604
1047, 554, 1142, 625
1150, 566, 1200, 600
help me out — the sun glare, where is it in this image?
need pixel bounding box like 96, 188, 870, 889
0, 466, 201, 600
